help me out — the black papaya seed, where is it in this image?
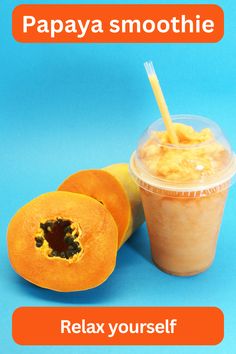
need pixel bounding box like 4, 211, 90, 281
73, 242, 81, 250
64, 226, 72, 234
64, 236, 74, 245
35, 237, 44, 247
60, 252, 66, 258
40, 223, 46, 231
66, 250, 74, 258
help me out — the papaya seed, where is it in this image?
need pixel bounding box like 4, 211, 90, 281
64, 226, 73, 234
35, 236, 44, 248
64, 236, 74, 245
40, 223, 47, 231
66, 250, 74, 258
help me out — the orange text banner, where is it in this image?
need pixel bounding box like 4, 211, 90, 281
12, 4, 224, 43
12, 306, 224, 345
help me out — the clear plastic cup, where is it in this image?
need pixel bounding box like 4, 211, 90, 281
130, 115, 236, 276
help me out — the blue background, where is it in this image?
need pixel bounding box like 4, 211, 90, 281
0, 0, 235, 352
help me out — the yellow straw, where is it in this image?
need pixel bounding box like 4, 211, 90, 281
144, 61, 179, 145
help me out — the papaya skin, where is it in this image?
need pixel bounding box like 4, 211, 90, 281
103, 163, 145, 246
7, 191, 118, 292
58, 170, 131, 248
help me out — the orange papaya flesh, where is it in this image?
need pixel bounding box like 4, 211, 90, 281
7, 191, 118, 292
58, 170, 131, 248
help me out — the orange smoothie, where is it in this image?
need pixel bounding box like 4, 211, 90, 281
130, 116, 236, 276
140, 184, 228, 275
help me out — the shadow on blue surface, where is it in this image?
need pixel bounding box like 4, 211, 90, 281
126, 224, 152, 264
9, 271, 119, 305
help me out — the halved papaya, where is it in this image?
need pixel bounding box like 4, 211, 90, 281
58, 163, 144, 248
7, 191, 118, 292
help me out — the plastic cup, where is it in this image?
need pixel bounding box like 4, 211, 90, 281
130, 115, 236, 276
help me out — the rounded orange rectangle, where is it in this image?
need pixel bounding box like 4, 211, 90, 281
12, 4, 224, 43
12, 306, 224, 345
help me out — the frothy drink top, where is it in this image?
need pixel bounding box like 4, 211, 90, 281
139, 123, 229, 183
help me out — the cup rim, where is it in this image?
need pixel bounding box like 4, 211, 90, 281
130, 152, 236, 194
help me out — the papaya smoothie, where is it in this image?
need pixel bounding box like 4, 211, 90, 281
130, 115, 236, 276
